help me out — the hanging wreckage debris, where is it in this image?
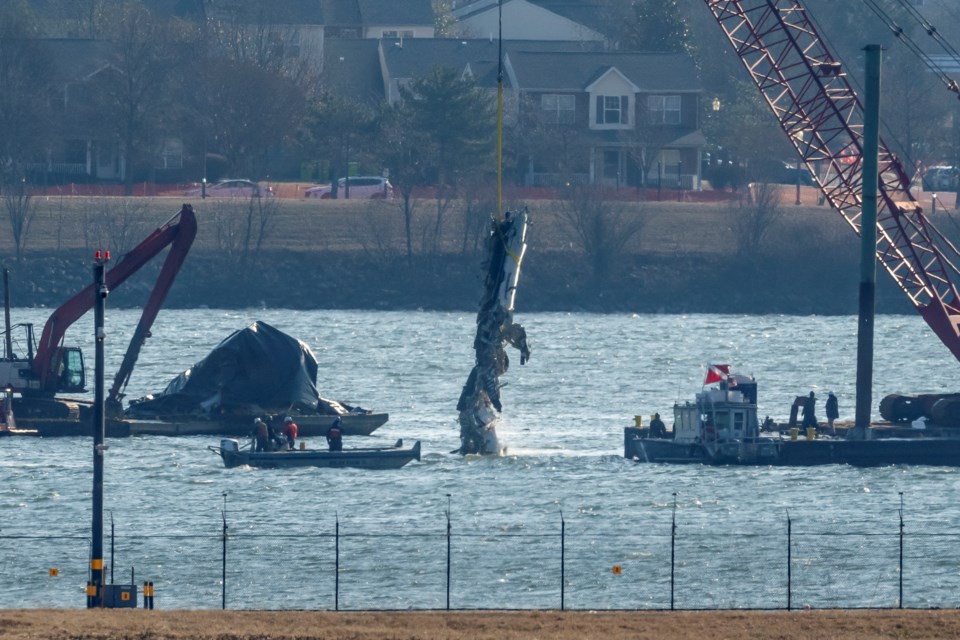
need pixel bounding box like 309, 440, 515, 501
457, 209, 531, 455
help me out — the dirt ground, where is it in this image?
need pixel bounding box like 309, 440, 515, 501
1, 609, 959, 639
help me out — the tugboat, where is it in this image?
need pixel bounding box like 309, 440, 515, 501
624, 366, 779, 465
624, 365, 960, 467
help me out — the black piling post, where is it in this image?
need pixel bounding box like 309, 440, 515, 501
787, 513, 792, 611
335, 515, 340, 611
88, 249, 109, 608
899, 492, 904, 609
670, 492, 677, 611
221, 493, 227, 610
110, 511, 114, 585
560, 511, 565, 611
446, 494, 452, 611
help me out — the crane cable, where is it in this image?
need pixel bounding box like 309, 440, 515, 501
859, 0, 959, 95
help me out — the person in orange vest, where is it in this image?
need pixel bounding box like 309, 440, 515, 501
281, 416, 299, 450
326, 416, 343, 452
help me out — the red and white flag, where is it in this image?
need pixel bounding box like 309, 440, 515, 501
704, 364, 730, 385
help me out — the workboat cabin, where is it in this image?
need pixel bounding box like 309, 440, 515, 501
625, 370, 780, 464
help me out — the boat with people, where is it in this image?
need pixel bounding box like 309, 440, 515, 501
209, 437, 421, 470
624, 364, 960, 466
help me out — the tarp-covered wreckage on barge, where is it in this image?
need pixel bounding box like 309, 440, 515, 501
126, 321, 387, 437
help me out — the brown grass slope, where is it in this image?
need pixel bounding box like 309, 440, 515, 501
1, 609, 959, 640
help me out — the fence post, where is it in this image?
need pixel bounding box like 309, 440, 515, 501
335, 515, 340, 611
446, 494, 452, 611
560, 511, 565, 611
787, 513, 792, 611
221, 493, 227, 611
670, 492, 676, 611
899, 492, 904, 609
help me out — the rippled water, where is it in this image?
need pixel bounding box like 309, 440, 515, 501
3, 309, 960, 610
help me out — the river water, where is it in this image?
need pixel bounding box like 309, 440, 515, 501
3, 308, 960, 610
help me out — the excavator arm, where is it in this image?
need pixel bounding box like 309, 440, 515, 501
702, 0, 960, 360
32, 204, 197, 398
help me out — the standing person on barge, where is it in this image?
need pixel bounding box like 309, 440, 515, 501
826, 393, 839, 434
801, 391, 818, 431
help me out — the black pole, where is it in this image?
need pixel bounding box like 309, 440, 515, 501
657, 161, 663, 201
88, 250, 109, 608
677, 161, 683, 202
560, 510, 565, 611
899, 492, 904, 609
446, 494, 452, 611
221, 492, 227, 610
787, 513, 792, 611
110, 511, 114, 585
335, 515, 340, 611
670, 492, 676, 611
852, 44, 882, 441
2, 268, 11, 359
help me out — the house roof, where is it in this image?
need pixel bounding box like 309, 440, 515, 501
358, 0, 434, 25
323, 38, 385, 104
381, 38, 602, 87
507, 50, 700, 92
526, 0, 609, 37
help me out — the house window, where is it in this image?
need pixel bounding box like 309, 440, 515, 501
541, 94, 575, 124
382, 30, 415, 38
647, 95, 682, 125
595, 95, 629, 126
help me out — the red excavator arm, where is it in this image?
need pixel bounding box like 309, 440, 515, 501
32, 204, 197, 399
703, 0, 960, 361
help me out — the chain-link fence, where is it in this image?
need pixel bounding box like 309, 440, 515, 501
5, 504, 956, 610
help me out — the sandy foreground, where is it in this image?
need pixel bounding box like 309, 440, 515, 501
2, 609, 960, 639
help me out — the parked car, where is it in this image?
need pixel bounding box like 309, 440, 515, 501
923, 166, 958, 191
304, 176, 394, 199
184, 179, 274, 198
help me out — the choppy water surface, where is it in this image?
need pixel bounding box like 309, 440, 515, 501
3, 309, 960, 610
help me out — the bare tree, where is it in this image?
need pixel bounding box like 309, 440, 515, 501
730, 181, 784, 257
557, 185, 653, 282
4, 186, 34, 263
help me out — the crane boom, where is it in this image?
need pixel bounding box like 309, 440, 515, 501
703, 0, 960, 360
33, 204, 197, 395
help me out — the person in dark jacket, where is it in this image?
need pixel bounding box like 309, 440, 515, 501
327, 416, 343, 452
826, 393, 839, 434
801, 391, 818, 430
649, 413, 667, 438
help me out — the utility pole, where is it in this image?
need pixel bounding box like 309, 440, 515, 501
88, 250, 110, 607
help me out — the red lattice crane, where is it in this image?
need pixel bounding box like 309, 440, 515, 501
703, 0, 960, 362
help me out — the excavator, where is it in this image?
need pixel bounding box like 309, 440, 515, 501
0, 204, 196, 435
700, 0, 960, 426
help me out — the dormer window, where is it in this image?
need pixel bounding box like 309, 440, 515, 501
596, 95, 628, 125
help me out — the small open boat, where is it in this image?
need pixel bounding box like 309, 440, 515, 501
209, 437, 421, 470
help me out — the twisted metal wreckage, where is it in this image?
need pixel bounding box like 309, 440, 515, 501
457, 209, 531, 455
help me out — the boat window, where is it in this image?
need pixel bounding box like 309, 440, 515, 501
733, 411, 745, 432
713, 411, 730, 430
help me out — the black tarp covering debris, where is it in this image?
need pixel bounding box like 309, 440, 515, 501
126, 321, 320, 417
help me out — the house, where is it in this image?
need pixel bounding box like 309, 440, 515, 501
504, 50, 705, 188
453, 0, 607, 44
27, 39, 127, 182
322, 0, 435, 39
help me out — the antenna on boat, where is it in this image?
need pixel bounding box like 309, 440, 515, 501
496, 0, 503, 219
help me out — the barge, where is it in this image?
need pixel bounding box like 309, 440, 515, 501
624, 367, 960, 467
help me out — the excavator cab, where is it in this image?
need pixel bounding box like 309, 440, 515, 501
55, 347, 85, 393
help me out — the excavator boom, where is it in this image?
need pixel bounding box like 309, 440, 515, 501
32, 204, 197, 396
